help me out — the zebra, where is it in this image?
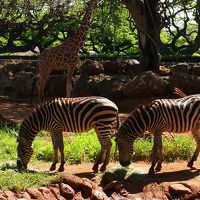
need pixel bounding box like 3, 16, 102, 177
115, 94, 200, 174
16, 96, 119, 173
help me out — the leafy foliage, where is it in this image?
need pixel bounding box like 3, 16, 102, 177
0, 0, 199, 56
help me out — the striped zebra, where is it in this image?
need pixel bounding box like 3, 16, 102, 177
16, 96, 119, 173
116, 94, 200, 174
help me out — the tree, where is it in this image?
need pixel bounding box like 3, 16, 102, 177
121, 0, 166, 73
159, 0, 200, 55
0, 0, 81, 53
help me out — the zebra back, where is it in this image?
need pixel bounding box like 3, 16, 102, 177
117, 94, 200, 140
18, 96, 119, 144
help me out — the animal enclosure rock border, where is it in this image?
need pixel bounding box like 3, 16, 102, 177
1, 173, 200, 199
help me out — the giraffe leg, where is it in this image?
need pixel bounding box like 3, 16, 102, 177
149, 132, 163, 175
187, 127, 200, 168
37, 66, 51, 103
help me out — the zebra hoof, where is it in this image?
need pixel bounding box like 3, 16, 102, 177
50, 164, 56, 171
100, 165, 106, 173
155, 165, 162, 172
187, 161, 194, 168
58, 166, 65, 172
148, 168, 155, 175
92, 165, 98, 173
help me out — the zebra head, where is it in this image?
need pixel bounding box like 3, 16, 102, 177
16, 137, 33, 171
115, 130, 134, 167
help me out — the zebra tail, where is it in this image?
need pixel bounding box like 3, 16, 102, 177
116, 111, 120, 130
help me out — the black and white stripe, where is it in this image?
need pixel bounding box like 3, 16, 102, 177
116, 94, 200, 174
17, 96, 119, 172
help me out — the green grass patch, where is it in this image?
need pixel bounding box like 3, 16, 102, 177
0, 125, 197, 191
132, 135, 195, 162
0, 163, 60, 192
0, 125, 196, 165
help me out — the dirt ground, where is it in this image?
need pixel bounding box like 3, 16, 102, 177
1, 95, 200, 198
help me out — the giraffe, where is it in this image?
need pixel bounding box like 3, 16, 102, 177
37, 0, 97, 101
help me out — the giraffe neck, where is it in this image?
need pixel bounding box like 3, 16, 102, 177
74, 0, 96, 48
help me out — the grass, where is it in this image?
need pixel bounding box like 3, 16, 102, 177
0, 124, 196, 191
0, 163, 60, 192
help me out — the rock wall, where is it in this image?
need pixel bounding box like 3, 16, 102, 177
0, 59, 200, 99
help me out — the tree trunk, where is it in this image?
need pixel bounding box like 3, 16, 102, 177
122, 0, 163, 74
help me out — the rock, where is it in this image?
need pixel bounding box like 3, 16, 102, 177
181, 180, 200, 192
16, 191, 32, 200
72, 73, 99, 97
91, 189, 109, 200
38, 187, 58, 200
170, 63, 191, 75
73, 191, 84, 200
80, 59, 104, 75
13, 71, 35, 96
26, 188, 44, 199
101, 60, 123, 75
170, 72, 200, 95
59, 174, 84, 190
98, 75, 130, 99
190, 64, 200, 76
143, 183, 168, 199
49, 184, 65, 200
59, 183, 75, 200
183, 190, 200, 200
114, 183, 129, 197
0, 62, 37, 97
159, 65, 171, 76
101, 59, 141, 75
0, 192, 7, 200
81, 179, 93, 198
122, 71, 168, 98
169, 183, 192, 198
103, 180, 118, 192
3, 191, 17, 200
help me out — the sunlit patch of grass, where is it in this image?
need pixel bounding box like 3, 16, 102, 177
163, 135, 195, 162
64, 131, 101, 164
133, 135, 195, 162
0, 125, 18, 161
0, 163, 60, 192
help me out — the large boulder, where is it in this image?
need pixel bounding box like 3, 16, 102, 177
98, 75, 130, 99
0, 61, 37, 97
170, 72, 200, 95
169, 63, 200, 95
72, 73, 99, 97
80, 59, 104, 76
100, 59, 141, 75
122, 71, 169, 98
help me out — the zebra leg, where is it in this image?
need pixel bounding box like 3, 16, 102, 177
187, 128, 200, 168
57, 133, 66, 172
92, 128, 110, 173
50, 134, 59, 171
99, 135, 112, 172
149, 132, 163, 174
